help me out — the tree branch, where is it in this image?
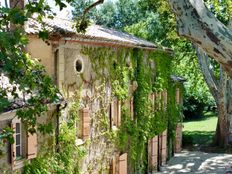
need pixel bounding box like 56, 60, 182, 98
83, 0, 104, 17
168, 0, 232, 77
196, 47, 219, 102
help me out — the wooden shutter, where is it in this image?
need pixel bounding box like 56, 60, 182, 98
11, 117, 21, 168
161, 130, 167, 165
110, 156, 116, 174
27, 132, 37, 159
112, 99, 118, 127
175, 123, 182, 153
151, 136, 158, 168
111, 99, 121, 127
81, 107, 90, 139
148, 136, 158, 171
119, 153, 127, 174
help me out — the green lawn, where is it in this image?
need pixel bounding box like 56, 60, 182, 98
182, 113, 218, 147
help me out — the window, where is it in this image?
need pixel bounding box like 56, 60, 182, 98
110, 98, 121, 128
75, 59, 83, 73
78, 107, 90, 140
15, 123, 22, 159
11, 117, 37, 170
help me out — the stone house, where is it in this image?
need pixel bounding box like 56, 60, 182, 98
0, 17, 183, 173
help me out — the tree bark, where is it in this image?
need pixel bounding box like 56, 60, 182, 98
168, 0, 232, 77
197, 47, 232, 147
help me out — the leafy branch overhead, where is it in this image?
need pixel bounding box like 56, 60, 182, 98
0, 0, 62, 141
0, 0, 105, 144
75, 0, 105, 33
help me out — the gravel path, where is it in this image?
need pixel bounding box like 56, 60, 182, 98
158, 150, 232, 174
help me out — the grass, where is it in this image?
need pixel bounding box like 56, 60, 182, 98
182, 112, 217, 148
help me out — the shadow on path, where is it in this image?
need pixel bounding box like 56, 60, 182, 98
158, 151, 232, 174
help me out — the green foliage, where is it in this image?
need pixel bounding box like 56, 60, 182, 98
71, 0, 95, 20
204, 0, 232, 25
0, 0, 68, 145
83, 0, 216, 121
23, 93, 86, 174
23, 124, 86, 174
115, 49, 180, 172
81, 46, 178, 172
182, 113, 217, 147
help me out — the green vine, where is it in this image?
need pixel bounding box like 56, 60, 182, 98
22, 46, 183, 173
23, 92, 87, 174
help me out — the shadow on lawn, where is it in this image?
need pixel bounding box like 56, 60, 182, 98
183, 131, 215, 150
183, 112, 217, 123
183, 131, 232, 153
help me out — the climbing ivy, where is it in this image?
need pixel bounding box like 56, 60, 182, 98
22, 46, 182, 173
81, 46, 181, 173
23, 91, 87, 174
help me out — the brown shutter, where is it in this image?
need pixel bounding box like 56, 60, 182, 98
175, 123, 182, 153
110, 156, 116, 174
27, 132, 37, 159
119, 153, 127, 174
111, 99, 121, 127
151, 136, 158, 168
112, 99, 118, 127
148, 136, 158, 172
161, 130, 167, 165
11, 121, 16, 168
81, 107, 90, 139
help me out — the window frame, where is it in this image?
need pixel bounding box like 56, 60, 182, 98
15, 122, 22, 160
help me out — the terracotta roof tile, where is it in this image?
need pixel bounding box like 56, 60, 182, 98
25, 18, 157, 49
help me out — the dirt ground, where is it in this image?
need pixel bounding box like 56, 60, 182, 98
158, 150, 232, 174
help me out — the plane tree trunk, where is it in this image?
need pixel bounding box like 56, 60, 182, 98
168, 0, 232, 77
197, 48, 232, 147
168, 0, 232, 147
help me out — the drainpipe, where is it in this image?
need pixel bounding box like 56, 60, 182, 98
55, 101, 67, 153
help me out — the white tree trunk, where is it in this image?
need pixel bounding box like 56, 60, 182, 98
168, 0, 232, 77
197, 48, 232, 146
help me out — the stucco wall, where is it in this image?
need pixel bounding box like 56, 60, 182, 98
27, 36, 55, 79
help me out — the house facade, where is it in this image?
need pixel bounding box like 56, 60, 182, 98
0, 18, 183, 174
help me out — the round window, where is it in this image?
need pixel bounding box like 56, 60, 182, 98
75, 59, 83, 73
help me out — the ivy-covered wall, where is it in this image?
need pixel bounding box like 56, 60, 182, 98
21, 40, 183, 174
59, 43, 181, 173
